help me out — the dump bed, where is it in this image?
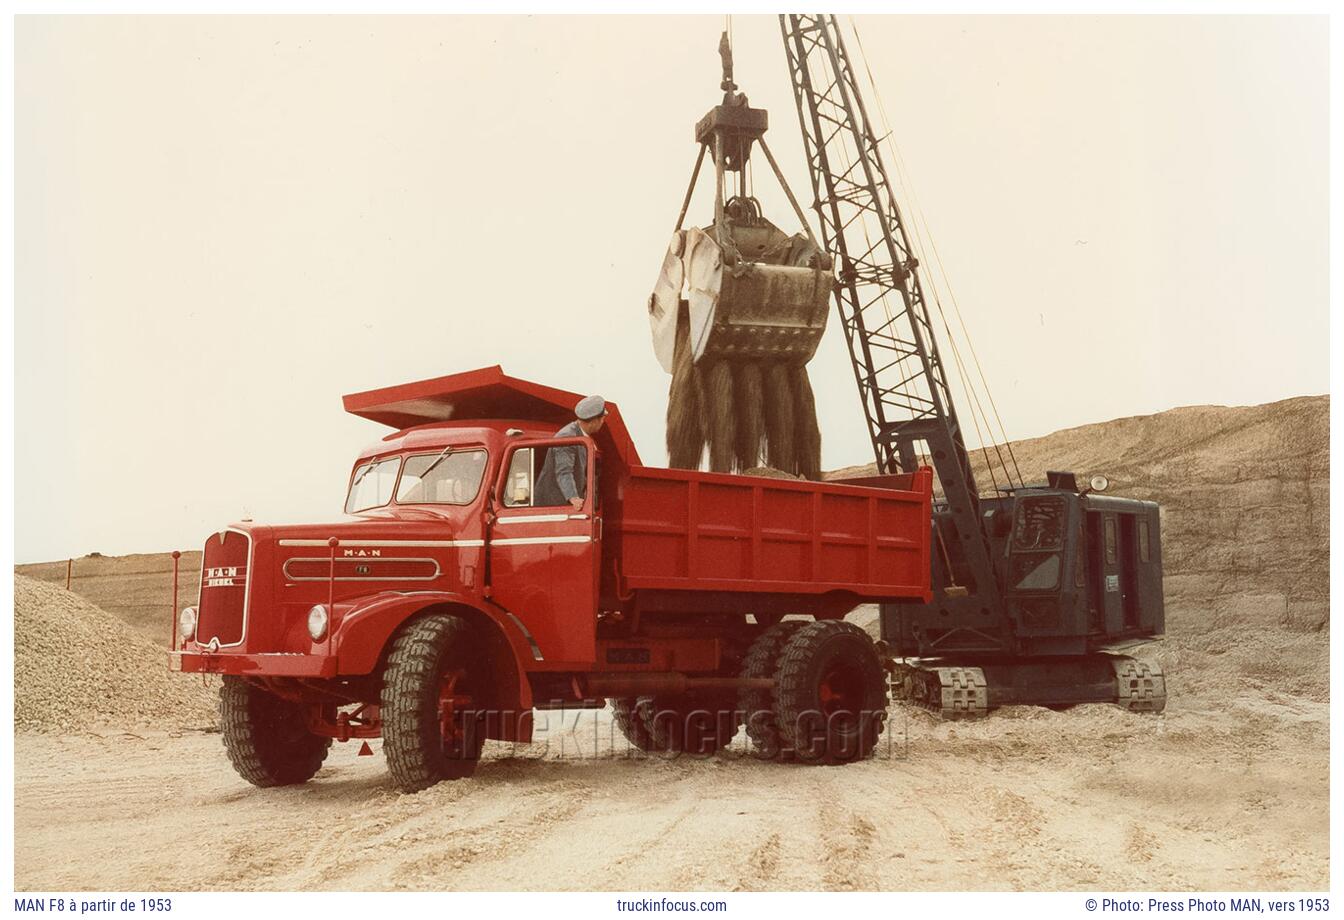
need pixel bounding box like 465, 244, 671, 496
608, 466, 934, 611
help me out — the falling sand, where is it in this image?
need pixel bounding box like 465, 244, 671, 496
665, 324, 822, 478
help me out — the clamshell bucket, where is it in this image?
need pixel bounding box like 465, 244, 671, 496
651, 50, 833, 479
649, 222, 831, 373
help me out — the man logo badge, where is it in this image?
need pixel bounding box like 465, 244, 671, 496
204, 565, 244, 588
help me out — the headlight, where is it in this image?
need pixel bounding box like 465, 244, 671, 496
178, 606, 197, 642
307, 604, 330, 642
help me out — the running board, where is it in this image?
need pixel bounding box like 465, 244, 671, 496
891, 655, 1167, 720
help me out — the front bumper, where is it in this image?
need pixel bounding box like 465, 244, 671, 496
171, 650, 338, 678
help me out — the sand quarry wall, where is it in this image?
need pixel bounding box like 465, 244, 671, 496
833, 395, 1328, 630
14, 393, 1329, 724
987, 394, 1328, 636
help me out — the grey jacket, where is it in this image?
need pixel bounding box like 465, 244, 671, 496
534, 421, 587, 507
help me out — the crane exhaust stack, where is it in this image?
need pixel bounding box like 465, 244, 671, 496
650, 33, 831, 477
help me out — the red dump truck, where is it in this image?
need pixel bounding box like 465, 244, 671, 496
172, 366, 933, 791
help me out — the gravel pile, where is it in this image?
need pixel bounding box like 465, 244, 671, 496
13, 574, 218, 733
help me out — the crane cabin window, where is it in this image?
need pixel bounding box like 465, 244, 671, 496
1139, 518, 1152, 563
1012, 496, 1066, 552
344, 457, 401, 513
1104, 516, 1118, 565
1011, 553, 1061, 592
1074, 524, 1087, 588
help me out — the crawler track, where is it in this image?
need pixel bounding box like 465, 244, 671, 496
892, 655, 1167, 719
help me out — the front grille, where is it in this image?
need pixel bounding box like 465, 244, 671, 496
197, 530, 251, 646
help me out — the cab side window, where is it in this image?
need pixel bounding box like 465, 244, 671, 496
532, 445, 583, 508
501, 442, 593, 509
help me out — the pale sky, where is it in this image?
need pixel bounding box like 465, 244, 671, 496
15, 14, 1329, 563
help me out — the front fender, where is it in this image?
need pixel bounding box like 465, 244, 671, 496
333, 590, 536, 711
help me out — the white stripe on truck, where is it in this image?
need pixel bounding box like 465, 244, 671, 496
277, 539, 485, 548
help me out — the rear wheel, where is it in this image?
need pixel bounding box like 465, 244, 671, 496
739, 620, 807, 759
633, 693, 740, 756
381, 614, 486, 793
774, 621, 888, 764
220, 676, 331, 787
612, 697, 658, 752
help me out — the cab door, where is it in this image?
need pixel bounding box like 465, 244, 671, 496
1087, 511, 1124, 635
486, 437, 601, 669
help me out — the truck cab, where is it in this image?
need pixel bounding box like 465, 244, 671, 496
182, 423, 598, 662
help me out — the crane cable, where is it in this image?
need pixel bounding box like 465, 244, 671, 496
841, 20, 1005, 496
852, 40, 1024, 492
848, 17, 1026, 490
864, 64, 1026, 489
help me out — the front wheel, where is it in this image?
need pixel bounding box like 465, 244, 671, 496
220, 676, 331, 787
381, 613, 486, 793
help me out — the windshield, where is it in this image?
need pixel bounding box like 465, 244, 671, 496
396, 449, 488, 505
344, 457, 402, 513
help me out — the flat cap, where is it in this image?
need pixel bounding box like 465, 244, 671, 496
575, 395, 607, 420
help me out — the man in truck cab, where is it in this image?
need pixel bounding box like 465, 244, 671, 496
534, 394, 607, 509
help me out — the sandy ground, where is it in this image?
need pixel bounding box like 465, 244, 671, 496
14, 682, 1327, 892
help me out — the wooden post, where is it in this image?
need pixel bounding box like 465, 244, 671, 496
170, 551, 182, 653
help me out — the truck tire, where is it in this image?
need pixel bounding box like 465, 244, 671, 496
220, 676, 331, 787
636, 693, 739, 756
739, 620, 807, 759
774, 620, 888, 764
381, 613, 486, 793
612, 697, 659, 751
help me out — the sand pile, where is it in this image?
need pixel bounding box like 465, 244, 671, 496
13, 574, 218, 733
